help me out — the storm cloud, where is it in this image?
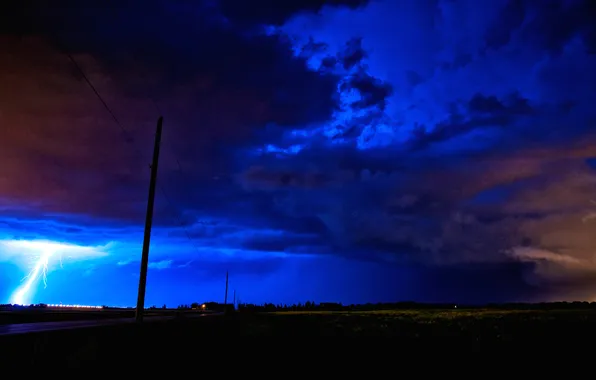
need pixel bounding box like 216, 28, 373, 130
1, 0, 595, 304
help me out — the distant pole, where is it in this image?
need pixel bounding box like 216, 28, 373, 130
233, 289, 236, 307
224, 271, 229, 305
135, 116, 164, 323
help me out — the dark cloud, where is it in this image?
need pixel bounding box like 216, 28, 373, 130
523, 0, 596, 54
482, 0, 596, 54
467, 92, 532, 116
409, 92, 534, 149
251, 0, 596, 300
2, 0, 596, 304
218, 0, 370, 27
194, 257, 286, 279
414, 262, 538, 304
0, 0, 344, 224
484, 0, 526, 50
341, 69, 393, 110
338, 37, 367, 70
240, 233, 324, 253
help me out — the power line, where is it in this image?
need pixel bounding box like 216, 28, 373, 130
66, 55, 133, 142
65, 53, 204, 254
105, 6, 225, 179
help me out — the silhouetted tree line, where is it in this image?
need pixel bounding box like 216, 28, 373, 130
232, 301, 596, 313
3, 300, 596, 312
174, 302, 233, 312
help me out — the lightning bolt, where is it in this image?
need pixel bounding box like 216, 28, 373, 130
2, 239, 109, 305
10, 249, 55, 306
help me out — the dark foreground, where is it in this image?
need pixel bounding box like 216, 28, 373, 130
1, 309, 594, 367
0, 307, 208, 325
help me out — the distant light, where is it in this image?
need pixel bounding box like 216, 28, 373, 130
46, 303, 102, 309
454, 305, 457, 309
201, 304, 206, 308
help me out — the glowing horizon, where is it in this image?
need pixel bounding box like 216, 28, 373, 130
2, 239, 109, 305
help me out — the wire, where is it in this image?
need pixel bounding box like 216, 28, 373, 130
104, 6, 228, 179
66, 53, 204, 256
66, 55, 133, 143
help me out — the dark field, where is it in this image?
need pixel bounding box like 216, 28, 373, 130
0, 308, 207, 325
1, 308, 595, 367
0, 309, 133, 324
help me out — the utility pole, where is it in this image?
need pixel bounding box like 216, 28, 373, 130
233, 289, 236, 307
224, 271, 229, 306
135, 116, 163, 323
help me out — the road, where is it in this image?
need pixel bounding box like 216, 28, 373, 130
0, 313, 216, 336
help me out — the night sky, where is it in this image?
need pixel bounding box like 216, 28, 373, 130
1, 0, 596, 307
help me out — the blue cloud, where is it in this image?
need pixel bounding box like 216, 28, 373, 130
1, 0, 596, 305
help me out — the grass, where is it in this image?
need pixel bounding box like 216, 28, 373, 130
266, 308, 535, 317
264, 308, 588, 324
2, 308, 596, 368
0, 308, 212, 325
242, 308, 596, 337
